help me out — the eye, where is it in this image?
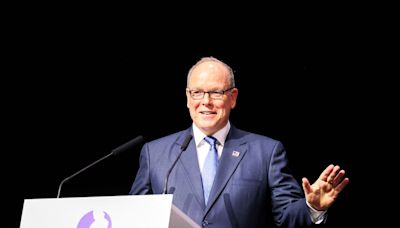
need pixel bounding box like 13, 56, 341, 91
192, 91, 203, 95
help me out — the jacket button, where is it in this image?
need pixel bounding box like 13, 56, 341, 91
202, 220, 209, 227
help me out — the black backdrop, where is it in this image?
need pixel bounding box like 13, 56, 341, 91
5, 5, 389, 227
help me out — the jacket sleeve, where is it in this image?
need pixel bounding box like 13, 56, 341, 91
268, 141, 314, 227
129, 143, 153, 195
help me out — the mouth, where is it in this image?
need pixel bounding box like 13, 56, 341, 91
200, 111, 217, 115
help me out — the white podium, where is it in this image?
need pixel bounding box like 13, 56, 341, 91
19, 194, 200, 228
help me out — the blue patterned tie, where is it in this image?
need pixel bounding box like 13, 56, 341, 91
202, 136, 219, 204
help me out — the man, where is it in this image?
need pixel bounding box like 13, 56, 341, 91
130, 56, 349, 227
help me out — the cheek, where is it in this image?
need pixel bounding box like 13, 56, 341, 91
188, 100, 200, 109
218, 102, 230, 110
186, 95, 198, 109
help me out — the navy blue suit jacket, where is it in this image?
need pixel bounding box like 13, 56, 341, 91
130, 126, 314, 227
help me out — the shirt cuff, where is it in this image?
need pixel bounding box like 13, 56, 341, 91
306, 201, 328, 224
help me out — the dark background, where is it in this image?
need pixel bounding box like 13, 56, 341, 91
5, 4, 392, 227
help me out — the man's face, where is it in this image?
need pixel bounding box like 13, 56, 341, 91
186, 61, 238, 135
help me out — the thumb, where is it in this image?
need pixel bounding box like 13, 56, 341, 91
302, 177, 312, 194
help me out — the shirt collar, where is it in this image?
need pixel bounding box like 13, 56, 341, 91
192, 121, 231, 147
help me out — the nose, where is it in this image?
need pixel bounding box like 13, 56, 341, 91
202, 92, 211, 103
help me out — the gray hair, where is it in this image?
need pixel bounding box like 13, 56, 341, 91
187, 57, 235, 88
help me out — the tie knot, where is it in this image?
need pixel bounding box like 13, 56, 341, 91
204, 136, 217, 146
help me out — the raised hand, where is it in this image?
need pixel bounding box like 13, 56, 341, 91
302, 164, 350, 211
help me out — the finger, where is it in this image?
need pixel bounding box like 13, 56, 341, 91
302, 177, 312, 194
328, 165, 341, 184
319, 164, 335, 181
334, 177, 350, 193
331, 170, 346, 186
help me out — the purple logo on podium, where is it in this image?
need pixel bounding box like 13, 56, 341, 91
77, 210, 112, 228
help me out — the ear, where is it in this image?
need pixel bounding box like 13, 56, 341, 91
230, 88, 238, 109
186, 90, 191, 108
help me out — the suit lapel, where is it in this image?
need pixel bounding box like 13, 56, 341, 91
205, 129, 247, 213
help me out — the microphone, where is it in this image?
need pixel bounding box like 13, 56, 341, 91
57, 135, 144, 198
162, 134, 192, 194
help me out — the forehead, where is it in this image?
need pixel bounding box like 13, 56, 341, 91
188, 61, 230, 88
